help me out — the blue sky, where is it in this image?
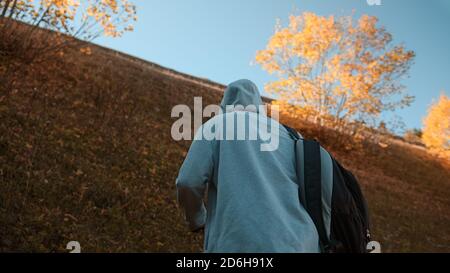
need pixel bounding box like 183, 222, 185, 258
96, 0, 450, 131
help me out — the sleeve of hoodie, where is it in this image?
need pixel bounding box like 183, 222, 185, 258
176, 125, 214, 231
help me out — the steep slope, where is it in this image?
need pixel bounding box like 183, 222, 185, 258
1, 32, 449, 252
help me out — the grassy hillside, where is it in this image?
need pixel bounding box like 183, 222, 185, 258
1, 28, 449, 252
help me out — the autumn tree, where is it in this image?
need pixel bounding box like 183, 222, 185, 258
0, 0, 136, 38
0, 0, 137, 98
0, 0, 136, 58
255, 12, 415, 132
422, 93, 450, 158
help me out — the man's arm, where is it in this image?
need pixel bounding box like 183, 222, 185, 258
176, 127, 214, 231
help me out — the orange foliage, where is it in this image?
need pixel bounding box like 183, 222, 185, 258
255, 12, 415, 129
422, 93, 450, 158
0, 0, 137, 38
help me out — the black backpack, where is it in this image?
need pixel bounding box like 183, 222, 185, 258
283, 124, 372, 253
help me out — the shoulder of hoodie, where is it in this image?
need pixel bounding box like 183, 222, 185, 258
201, 111, 295, 139
203, 111, 272, 125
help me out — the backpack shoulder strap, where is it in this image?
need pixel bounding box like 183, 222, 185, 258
282, 124, 300, 140
303, 139, 331, 252
281, 124, 331, 251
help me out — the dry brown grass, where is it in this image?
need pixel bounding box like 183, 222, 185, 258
0, 23, 449, 252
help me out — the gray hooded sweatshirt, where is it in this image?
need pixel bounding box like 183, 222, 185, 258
176, 79, 331, 253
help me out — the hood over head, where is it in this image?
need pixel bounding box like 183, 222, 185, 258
220, 79, 264, 113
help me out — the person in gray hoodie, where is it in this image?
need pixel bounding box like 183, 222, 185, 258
176, 79, 323, 253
